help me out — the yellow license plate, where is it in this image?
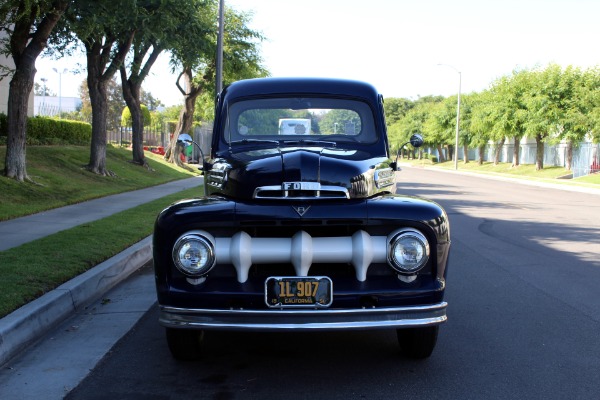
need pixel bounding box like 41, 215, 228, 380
265, 276, 332, 308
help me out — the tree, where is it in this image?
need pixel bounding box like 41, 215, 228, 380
164, 3, 268, 165
141, 89, 164, 111
62, 0, 137, 175
524, 64, 568, 170
384, 97, 414, 126
1, 0, 70, 182
388, 99, 441, 160
79, 78, 126, 131
34, 81, 55, 96
488, 70, 530, 167
457, 93, 475, 164
584, 67, 600, 144
468, 90, 495, 165
425, 97, 458, 162
121, 104, 151, 127
550, 66, 590, 170
119, 0, 201, 167
319, 109, 361, 134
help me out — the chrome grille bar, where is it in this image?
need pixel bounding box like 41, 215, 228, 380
253, 185, 349, 199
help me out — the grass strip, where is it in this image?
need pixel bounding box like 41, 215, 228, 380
0, 187, 200, 318
0, 146, 198, 221
401, 159, 600, 185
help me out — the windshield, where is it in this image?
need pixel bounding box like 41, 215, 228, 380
225, 97, 377, 145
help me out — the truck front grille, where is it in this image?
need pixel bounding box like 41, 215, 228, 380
253, 185, 349, 199
214, 230, 386, 283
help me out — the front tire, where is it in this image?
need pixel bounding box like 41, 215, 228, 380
166, 328, 204, 361
397, 326, 439, 359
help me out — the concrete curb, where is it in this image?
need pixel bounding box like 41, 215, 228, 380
0, 236, 152, 367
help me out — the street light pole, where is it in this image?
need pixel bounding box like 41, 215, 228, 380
40, 77, 48, 115
52, 68, 68, 118
437, 64, 461, 170
215, 0, 224, 96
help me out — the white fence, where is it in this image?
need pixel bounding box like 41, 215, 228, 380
422, 141, 599, 177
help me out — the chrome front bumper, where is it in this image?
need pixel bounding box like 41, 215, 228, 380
159, 302, 447, 331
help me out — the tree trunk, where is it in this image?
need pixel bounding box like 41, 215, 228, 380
119, 44, 163, 167
130, 97, 145, 165
493, 138, 505, 165
120, 66, 145, 166
535, 133, 544, 170
165, 68, 203, 166
463, 144, 469, 164
3, 0, 69, 181
478, 145, 485, 165
4, 67, 34, 181
512, 136, 521, 167
436, 144, 445, 163
83, 32, 134, 176
87, 74, 112, 175
165, 96, 197, 167
565, 140, 573, 170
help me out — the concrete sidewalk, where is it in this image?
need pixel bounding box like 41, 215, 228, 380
0, 176, 204, 252
0, 177, 203, 367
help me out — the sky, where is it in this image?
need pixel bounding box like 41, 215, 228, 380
34, 0, 600, 107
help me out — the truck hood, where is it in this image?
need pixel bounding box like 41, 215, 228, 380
206, 146, 395, 200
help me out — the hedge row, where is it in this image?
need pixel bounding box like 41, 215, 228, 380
0, 114, 91, 145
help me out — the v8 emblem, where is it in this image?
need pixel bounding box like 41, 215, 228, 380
292, 205, 311, 217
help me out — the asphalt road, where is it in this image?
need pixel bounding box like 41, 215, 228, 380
11, 168, 600, 399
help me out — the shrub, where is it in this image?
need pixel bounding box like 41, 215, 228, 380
121, 105, 152, 127
0, 114, 91, 145
27, 117, 91, 145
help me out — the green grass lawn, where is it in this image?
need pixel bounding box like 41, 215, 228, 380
0, 145, 199, 221
0, 188, 199, 317
0, 145, 201, 317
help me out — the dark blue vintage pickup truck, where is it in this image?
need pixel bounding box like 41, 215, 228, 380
153, 77, 451, 360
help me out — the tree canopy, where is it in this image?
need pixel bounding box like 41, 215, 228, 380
163, 3, 268, 164
385, 64, 600, 169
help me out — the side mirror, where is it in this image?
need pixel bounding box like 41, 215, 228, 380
409, 133, 424, 148
394, 133, 424, 169
177, 133, 193, 146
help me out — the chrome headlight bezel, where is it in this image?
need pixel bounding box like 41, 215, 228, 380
387, 228, 430, 275
172, 232, 216, 277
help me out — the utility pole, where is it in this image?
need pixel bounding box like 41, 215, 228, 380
216, 0, 224, 96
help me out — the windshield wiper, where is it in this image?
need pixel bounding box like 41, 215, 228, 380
282, 139, 337, 148
230, 139, 280, 146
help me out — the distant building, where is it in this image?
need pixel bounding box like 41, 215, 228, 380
0, 30, 34, 116
35, 95, 82, 116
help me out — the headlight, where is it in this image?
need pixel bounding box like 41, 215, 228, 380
387, 229, 430, 274
172, 233, 216, 277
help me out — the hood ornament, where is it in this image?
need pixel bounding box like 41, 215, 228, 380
293, 205, 311, 217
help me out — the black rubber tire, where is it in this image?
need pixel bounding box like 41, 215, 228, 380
165, 328, 204, 361
397, 326, 439, 359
